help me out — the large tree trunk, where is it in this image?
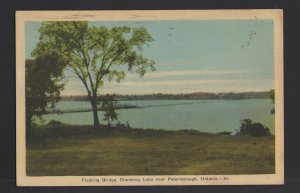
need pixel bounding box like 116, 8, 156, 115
91, 100, 100, 127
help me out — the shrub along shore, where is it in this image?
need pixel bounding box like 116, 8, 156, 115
26, 124, 275, 176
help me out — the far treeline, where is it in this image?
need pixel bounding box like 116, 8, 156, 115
61, 91, 274, 101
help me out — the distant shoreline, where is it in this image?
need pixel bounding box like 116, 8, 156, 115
61, 90, 274, 101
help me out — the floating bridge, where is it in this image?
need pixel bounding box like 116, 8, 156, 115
45, 105, 140, 114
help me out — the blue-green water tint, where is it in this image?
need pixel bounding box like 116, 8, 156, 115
42, 99, 275, 134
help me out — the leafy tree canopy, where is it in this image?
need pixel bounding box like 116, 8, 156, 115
33, 21, 156, 126
26, 53, 66, 129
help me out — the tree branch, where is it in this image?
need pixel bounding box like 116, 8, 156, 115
95, 55, 120, 94
77, 36, 97, 96
72, 68, 92, 101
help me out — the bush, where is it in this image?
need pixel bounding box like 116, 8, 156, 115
270, 108, 275, 114
236, 119, 271, 137
216, 131, 232, 136
101, 94, 119, 126
47, 120, 64, 127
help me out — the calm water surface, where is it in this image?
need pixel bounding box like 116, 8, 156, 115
42, 99, 275, 134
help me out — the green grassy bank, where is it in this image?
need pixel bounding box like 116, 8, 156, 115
26, 125, 275, 176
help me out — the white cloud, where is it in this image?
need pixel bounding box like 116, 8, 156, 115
61, 71, 273, 95
98, 79, 273, 94
107, 79, 272, 87
126, 70, 245, 79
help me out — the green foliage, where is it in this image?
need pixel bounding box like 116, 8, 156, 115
216, 131, 232, 136
47, 120, 65, 127
270, 89, 275, 114
33, 21, 156, 126
270, 89, 275, 103
236, 119, 271, 137
26, 53, 66, 129
101, 94, 119, 126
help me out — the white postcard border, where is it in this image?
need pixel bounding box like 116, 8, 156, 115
16, 10, 284, 186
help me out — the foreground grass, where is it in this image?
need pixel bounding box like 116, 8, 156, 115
26, 125, 275, 176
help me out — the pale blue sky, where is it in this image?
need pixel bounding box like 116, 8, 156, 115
25, 20, 274, 95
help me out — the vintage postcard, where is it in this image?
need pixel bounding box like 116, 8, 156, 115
16, 10, 284, 186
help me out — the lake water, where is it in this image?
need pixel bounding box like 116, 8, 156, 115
42, 99, 275, 134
